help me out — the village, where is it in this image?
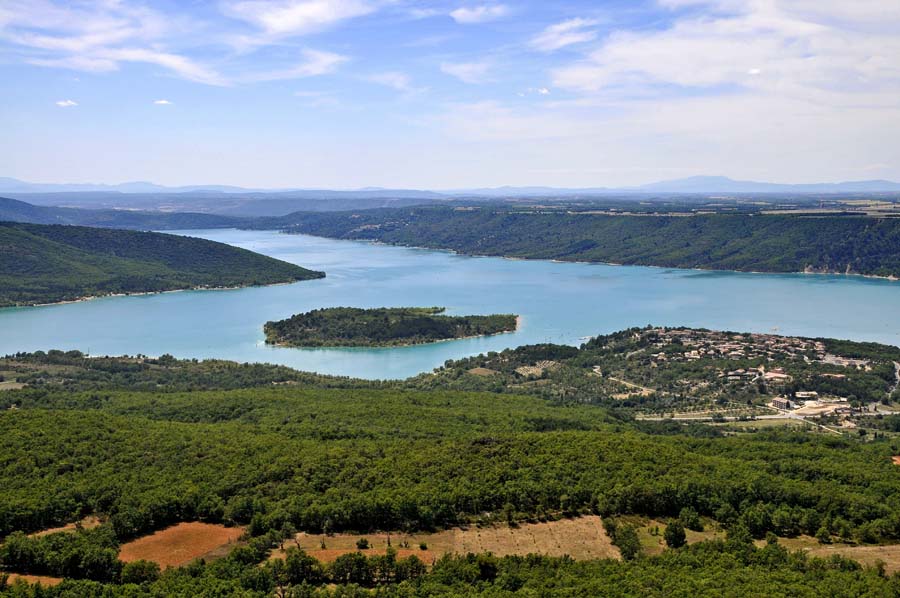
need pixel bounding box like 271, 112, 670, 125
629, 327, 895, 430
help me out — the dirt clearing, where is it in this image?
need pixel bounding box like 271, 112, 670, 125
118, 522, 244, 568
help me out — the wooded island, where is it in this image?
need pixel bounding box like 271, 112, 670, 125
264, 306, 518, 347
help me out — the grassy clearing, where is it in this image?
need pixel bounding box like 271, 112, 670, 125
270, 516, 618, 563
28, 516, 101, 538
629, 518, 726, 556
3, 573, 63, 587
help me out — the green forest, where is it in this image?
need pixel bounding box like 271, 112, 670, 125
2, 334, 900, 595
260, 207, 900, 277
0, 222, 324, 307
264, 307, 518, 347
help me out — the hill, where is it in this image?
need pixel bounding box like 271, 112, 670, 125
0, 222, 324, 307
264, 306, 518, 347
261, 206, 900, 278
2, 335, 900, 594
0, 196, 240, 229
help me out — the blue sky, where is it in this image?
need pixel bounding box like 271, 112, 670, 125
1, 0, 899, 189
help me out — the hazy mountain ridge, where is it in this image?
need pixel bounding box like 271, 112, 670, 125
4, 175, 900, 198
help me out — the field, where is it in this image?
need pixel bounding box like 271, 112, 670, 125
771, 536, 900, 574
118, 522, 244, 568
632, 518, 725, 556
28, 516, 101, 538
3, 574, 63, 587
271, 516, 619, 563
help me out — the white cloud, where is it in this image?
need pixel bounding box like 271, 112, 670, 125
530, 18, 599, 52
55, 99, 77, 107
106, 48, 226, 86
223, 0, 377, 37
552, 1, 900, 100
0, 0, 225, 85
244, 48, 347, 81
153, 99, 173, 105
450, 5, 508, 24
518, 87, 550, 97
366, 71, 424, 93
441, 61, 491, 84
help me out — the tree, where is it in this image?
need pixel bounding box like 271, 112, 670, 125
121, 560, 161, 584
678, 507, 703, 532
614, 526, 642, 561
665, 521, 686, 549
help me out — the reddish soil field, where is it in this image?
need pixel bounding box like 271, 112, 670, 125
118, 522, 244, 569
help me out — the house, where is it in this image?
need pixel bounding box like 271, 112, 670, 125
772, 397, 792, 410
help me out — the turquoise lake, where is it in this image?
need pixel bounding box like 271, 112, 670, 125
2, 228, 899, 379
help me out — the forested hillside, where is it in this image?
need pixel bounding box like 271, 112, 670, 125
262, 207, 900, 277
264, 307, 518, 347
3, 339, 900, 594
0, 222, 324, 307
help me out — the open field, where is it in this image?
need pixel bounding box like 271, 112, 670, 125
3, 574, 63, 587
118, 522, 244, 568
767, 536, 900, 574
28, 516, 101, 538
632, 519, 725, 556
271, 516, 619, 563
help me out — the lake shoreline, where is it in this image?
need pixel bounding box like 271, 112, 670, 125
10, 279, 313, 310
271, 230, 900, 283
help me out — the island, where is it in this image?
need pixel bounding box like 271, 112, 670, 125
263, 306, 518, 347
0, 222, 325, 307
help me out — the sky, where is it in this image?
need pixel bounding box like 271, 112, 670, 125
1, 0, 899, 189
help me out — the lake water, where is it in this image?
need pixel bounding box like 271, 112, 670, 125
2, 229, 899, 379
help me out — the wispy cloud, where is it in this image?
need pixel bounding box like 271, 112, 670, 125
0, 0, 358, 86
450, 5, 509, 24
552, 1, 900, 99
441, 60, 491, 84
153, 99, 173, 105
530, 18, 599, 52
1, 0, 225, 84
366, 71, 425, 94
55, 99, 77, 107
223, 0, 378, 45
244, 48, 348, 82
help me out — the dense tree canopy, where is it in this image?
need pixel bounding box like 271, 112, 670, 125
260, 207, 900, 277
264, 307, 517, 347
0, 222, 324, 306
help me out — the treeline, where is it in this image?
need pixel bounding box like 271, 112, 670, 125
0, 222, 324, 307
264, 307, 517, 347
0, 350, 374, 393
261, 207, 900, 277
3, 534, 899, 596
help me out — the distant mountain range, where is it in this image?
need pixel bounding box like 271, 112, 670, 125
3, 175, 900, 198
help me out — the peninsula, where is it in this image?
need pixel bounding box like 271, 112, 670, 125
0, 222, 325, 307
